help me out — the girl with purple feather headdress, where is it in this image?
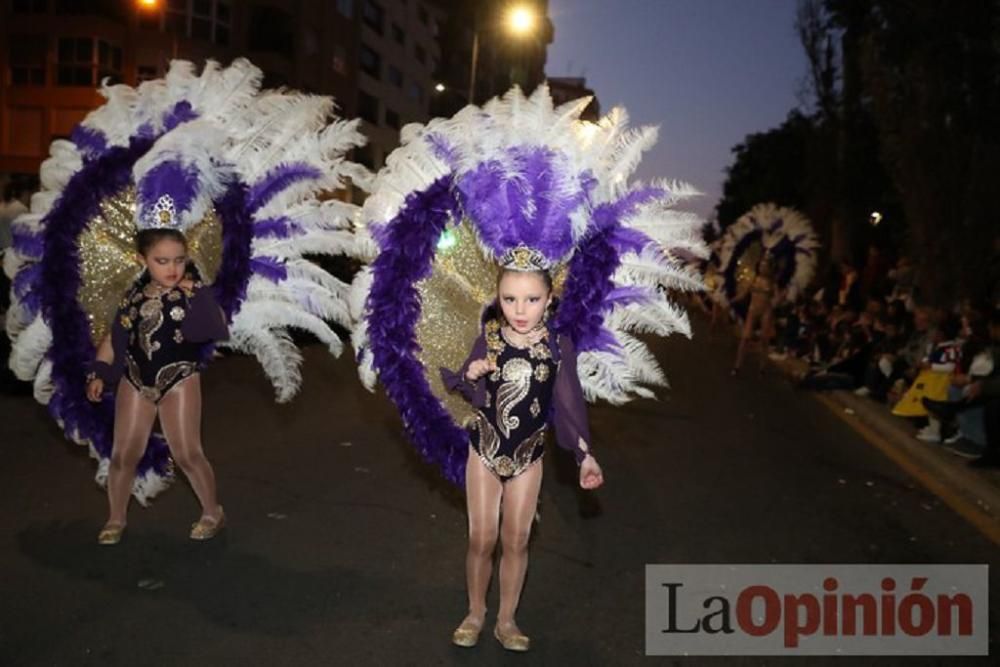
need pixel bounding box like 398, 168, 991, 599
3, 59, 369, 543
349, 85, 706, 651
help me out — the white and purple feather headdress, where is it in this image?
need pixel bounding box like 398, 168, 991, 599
349, 85, 707, 484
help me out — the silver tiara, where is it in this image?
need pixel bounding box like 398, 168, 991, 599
499, 244, 551, 272
139, 194, 180, 230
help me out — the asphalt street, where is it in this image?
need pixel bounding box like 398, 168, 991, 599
1, 314, 997, 666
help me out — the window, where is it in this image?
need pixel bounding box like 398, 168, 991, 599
387, 64, 403, 88
56, 37, 121, 86
162, 0, 230, 44
391, 22, 405, 45
362, 1, 384, 35
385, 109, 401, 130
332, 45, 348, 75
138, 65, 159, 82
57, 37, 93, 85
248, 6, 294, 57
9, 36, 46, 86
414, 44, 426, 65
97, 38, 122, 82
360, 44, 381, 79
336, 0, 353, 18
408, 81, 424, 104
358, 91, 379, 125
12, 0, 47, 12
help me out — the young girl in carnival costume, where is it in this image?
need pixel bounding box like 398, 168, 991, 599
715, 204, 819, 375
3, 59, 369, 543
350, 86, 707, 651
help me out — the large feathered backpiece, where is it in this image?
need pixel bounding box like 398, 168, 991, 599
3, 59, 368, 503
715, 203, 820, 314
349, 85, 707, 485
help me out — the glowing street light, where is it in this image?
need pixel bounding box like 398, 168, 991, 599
506, 5, 537, 35
869, 211, 883, 226
469, 3, 540, 104
435, 83, 446, 93
136, 0, 158, 8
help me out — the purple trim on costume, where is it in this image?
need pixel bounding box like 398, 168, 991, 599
34, 135, 174, 482
137, 159, 201, 223
162, 101, 197, 131
365, 176, 469, 485
456, 146, 593, 262
551, 186, 665, 352
11, 226, 44, 259
768, 218, 784, 233
249, 255, 288, 283
213, 180, 254, 319
71, 126, 108, 158
553, 224, 623, 352
252, 217, 298, 239
246, 163, 323, 214
769, 236, 797, 289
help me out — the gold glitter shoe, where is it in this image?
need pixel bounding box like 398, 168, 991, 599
97, 522, 125, 545
494, 624, 530, 652
189, 508, 225, 541
451, 620, 483, 648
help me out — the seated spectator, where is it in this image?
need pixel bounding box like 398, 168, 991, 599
892, 314, 962, 442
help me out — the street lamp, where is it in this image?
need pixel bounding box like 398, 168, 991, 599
136, 0, 158, 7
435, 83, 446, 93
506, 6, 536, 35
468, 3, 539, 104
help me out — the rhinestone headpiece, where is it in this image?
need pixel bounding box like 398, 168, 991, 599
142, 194, 179, 230
499, 244, 551, 272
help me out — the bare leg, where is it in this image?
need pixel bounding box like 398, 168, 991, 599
759, 308, 775, 371
460, 448, 503, 631
158, 375, 222, 521
105, 381, 157, 527
496, 458, 543, 635
733, 310, 757, 373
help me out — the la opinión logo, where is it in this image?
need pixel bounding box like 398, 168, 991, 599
645, 565, 987, 656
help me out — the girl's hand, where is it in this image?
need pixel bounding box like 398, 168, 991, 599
86, 378, 104, 402
466, 358, 496, 382
179, 278, 195, 290
579, 455, 604, 490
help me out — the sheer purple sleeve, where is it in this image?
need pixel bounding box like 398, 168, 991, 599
181, 286, 229, 343
87, 311, 127, 386
551, 335, 592, 466
439, 333, 488, 408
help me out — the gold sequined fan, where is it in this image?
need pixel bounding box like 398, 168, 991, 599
78, 188, 223, 345
414, 220, 568, 427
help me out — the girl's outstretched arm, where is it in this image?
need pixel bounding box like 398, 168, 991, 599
440, 333, 488, 407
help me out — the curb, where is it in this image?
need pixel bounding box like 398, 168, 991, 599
773, 356, 1000, 547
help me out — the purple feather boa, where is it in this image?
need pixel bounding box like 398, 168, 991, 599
366, 176, 470, 485
552, 189, 661, 352
37, 136, 174, 481
246, 163, 323, 214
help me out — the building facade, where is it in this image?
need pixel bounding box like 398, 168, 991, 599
0, 0, 358, 179
353, 0, 444, 172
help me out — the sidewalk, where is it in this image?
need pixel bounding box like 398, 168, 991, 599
772, 354, 1000, 546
